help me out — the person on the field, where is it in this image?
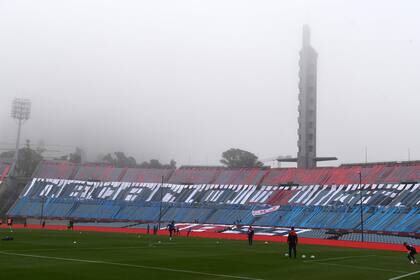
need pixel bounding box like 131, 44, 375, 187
404, 242, 417, 264
247, 225, 255, 246
68, 220, 74, 230
287, 227, 298, 259
2, 236, 13, 241
167, 221, 175, 240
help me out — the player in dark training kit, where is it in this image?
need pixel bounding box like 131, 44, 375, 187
403, 242, 417, 264
247, 225, 255, 246
167, 221, 175, 240
287, 227, 298, 259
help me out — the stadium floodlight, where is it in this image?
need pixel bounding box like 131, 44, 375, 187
158, 176, 164, 230
11, 98, 31, 121
359, 171, 364, 242
10, 98, 31, 176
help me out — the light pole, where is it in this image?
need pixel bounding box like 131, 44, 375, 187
10, 98, 31, 177
40, 193, 46, 226
359, 171, 364, 242
158, 175, 164, 230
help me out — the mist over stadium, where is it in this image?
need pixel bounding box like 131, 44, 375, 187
0, 1, 419, 280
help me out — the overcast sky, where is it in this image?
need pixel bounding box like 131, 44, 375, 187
0, 0, 419, 167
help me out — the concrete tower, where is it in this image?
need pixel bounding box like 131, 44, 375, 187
297, 25, 318, 168
277, 26, 336, 168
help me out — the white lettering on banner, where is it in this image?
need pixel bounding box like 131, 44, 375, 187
251, 205, 280, 217
25, 179, 418, 208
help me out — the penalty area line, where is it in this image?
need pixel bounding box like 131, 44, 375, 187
305, 261, 408, 274
304, 254, 377, 263
388, 270, 420, 280
0, 251, 263, 280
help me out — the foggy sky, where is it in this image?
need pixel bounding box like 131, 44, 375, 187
1, 0, 419, 166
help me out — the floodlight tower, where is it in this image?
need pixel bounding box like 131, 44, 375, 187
10, 98, 31, 176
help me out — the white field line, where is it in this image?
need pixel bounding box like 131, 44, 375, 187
1, 244, 223, 253
388, 271, 420, 280
305, 254, 377, 262
304, 255, 409, 274
2, 245, 156, 253
0, 251, 264, 280
306, 261, 408, 274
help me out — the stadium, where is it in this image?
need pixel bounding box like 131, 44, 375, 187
1, 159, 419, 279
1, 2, 419, 280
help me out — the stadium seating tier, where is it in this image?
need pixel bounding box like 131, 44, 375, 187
6, 161, 420, 235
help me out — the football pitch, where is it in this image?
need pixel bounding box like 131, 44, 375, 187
0, 228, 418, 280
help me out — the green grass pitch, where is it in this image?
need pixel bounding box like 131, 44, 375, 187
0, 228, 418, 280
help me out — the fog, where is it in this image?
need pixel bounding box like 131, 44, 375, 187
1, 0, 419, 166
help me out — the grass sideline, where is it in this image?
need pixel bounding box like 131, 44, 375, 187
0, 228, 418, 280
1, 224, 406, 252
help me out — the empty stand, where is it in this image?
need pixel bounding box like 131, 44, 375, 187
7, 160, 420, 236
226, 169, 268, 185
168, 167, 220, 184
261, 168, 331, 185
73, 164, 124, 181
32, 161, 77, 179
0, 162, 11, 182
122, 168, 173, 183
8, 178, 420, 233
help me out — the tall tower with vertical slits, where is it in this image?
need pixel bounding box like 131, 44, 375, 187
297, 25, 318, 168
